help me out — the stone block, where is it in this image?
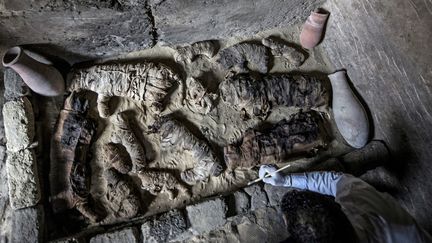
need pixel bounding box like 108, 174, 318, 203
6, 149, 40, 209
244, 184, 268, 211
3, 69, 29, 101
10, 206, 44, 243
152, 0, 325, 44
3, 97, 35, 152
89, 227, 139, 243
141, 209, 188, 242
50, 238, 83, 243
233, 190, 250, 215
264, 184, 294, 207
236, 218, 268, 243
251, 207, 289, 242
186, 198, 227, 234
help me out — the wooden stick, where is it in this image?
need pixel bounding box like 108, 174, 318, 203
247, 163, 293, 186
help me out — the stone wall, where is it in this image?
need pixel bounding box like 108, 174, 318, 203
0, 0, 324, 63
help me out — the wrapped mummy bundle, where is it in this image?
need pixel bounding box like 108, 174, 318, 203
175, 40, 218, 63
219, 73, 329, 119
224, 111, 330, 169
185, 77, 218, 114
68, 62, 181, 117
216, 42, 270, 74
104, 168, 141, 219
103, 143, 133, 174
151, 117, 223, 185
110, 112, 147, 172
50, 92, 102, 222
138, 169, 191, 200
261, 36, 306, 67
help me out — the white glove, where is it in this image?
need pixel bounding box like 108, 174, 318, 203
259, 165, 287, 186
259, 164, 344, 197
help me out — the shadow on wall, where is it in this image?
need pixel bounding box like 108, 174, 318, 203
20, 44, 91, 68
385, 119, 416, 182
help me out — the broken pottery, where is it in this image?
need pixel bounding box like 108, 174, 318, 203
329, 70, 369, 148
300, 10, 329, 49
2, 46, 65, 96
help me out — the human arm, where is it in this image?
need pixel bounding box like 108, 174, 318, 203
259, 164, 343, 196
259, 165, 432, 242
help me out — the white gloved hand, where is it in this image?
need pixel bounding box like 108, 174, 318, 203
259, 165, 287, 186
259, 165, 344, 196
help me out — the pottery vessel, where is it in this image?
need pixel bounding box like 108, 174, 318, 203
329, 70, 369, 148
2, 46, 64, 96
300, 10, 329, 49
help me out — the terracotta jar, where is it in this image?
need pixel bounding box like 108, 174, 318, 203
300, 10, 329, 49
2, 46, 65, 96
329, 70, 369, 148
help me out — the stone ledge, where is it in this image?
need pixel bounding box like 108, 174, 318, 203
3, 97, 35, 152
6, 148, 40, 209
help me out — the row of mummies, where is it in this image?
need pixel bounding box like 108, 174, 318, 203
49, 38, 331, 223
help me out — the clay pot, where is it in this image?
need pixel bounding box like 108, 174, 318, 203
329, 70, 369, 148
300, 10, 329, 49
2, 46, 65, 96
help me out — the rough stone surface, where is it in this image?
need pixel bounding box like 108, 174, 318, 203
181, 206, 289, 243
50, 238, 83, 243
186, 198, 227, 234
89, 227, 139, 243
233, 190, 250, 214
0, 145, 10, 242
0, 72, 10, 242
3, 97, 35, 152
321, 0, 432, 231
10, 206, 44, 243
152, 0, 325, 44
141, 209, 188, 242
237, 207, 288, 243
0, 1, 154, 62
3, 69, 29, 101
264, 184, 294, 207
6, 149, 40, 209
244, 184, 268, 211
360, 166, 401, 193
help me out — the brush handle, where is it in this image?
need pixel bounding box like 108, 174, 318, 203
247, 164, 292, 186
